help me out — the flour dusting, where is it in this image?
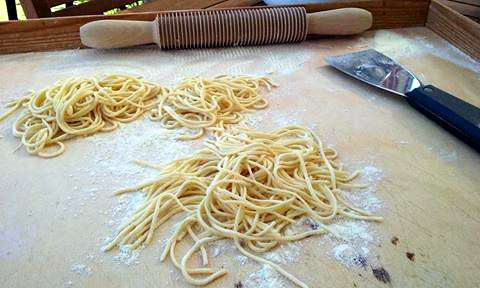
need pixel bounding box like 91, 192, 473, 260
244, 265, 287, 288
108, 192, 146, 230
80, 119, 201, 190
332, 244, 369, 268
70, 264, 92, 276
265, 242, 302, 264
113, 245, 141, 266
210, 239, 236, 258
319, 163, 383, 269
342, 165, 384, 213
372, 28, 480, 74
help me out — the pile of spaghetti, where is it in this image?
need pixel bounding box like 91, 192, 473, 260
0, 75, 161, 157
150, 75, 276, 140
105, 125, 382, 288
0, 74, 274, 157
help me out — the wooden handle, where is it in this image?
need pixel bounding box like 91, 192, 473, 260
80, 19, 157, 49
306, 8, 372, 36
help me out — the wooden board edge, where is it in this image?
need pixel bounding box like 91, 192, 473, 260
0, 1, 430, 55
426, 0, 480, 61
208, 0, 263, 9
438, 0, 480, 19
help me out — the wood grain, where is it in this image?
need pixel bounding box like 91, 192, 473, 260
0, 13, 159, 54
52, 0, 137, 16
303, 0, 382, 11
20, 0, 52, 18
208, 0, 263, 8
468, 15, 480, 22
303, 0, 428, 28
384, 0, 430, 8
443, 0, 480, 6
125, 0, 226, 13
19, 0, 42, 18
426, 0, 480, 60
307, 8, 372, 36
439, 0, 480, 18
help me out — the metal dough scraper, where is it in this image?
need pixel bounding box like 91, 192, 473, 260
325, 49, 480, 151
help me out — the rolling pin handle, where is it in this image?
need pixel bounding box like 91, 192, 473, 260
80, 19, 158, 49
306, 8, 373, 36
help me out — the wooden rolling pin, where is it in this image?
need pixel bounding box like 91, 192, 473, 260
80, 7, 372, 49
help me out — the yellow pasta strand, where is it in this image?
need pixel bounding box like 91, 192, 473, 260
105, 125, 382, 287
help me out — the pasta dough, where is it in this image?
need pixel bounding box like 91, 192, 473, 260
105, 125, 382, 288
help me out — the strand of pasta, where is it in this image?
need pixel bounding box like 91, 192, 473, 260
105, 125, 382, 287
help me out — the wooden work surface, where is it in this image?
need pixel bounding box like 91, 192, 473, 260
1, 27, 479, 288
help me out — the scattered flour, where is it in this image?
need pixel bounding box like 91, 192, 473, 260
113, 245, 141, 266
329, 220, 376, 244
101, 192, 145, 265
325, 219, 378, 268
264, 242, 302, 264
332, 244, 369, 268
65, 118, 204, 268
70, 264, 92, 276
242, 109, 298, 131
436, 148, 458, 162
209, 239, 236, 258
341, 165, 384, 213
108, 192, 146, 230
372, 29, 480, 74
244, 265, 287, 288
235, 255, 249, 265
79, 119, 200, 190
320, 164, 383, 269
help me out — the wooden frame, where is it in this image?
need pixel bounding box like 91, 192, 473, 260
426, 0, 480, 60
439, 0, 480, 21
19, 0, 141, 18
0, 0, 478, 61
52, 0, 138, 17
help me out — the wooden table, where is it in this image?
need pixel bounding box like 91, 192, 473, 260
1, 26, 479, 287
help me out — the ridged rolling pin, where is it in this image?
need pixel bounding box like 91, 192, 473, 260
80, 7, 372, 50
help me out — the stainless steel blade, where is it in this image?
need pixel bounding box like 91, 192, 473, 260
325, 49, 422, 96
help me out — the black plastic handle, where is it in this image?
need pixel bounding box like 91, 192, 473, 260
405, 85, 480, 151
